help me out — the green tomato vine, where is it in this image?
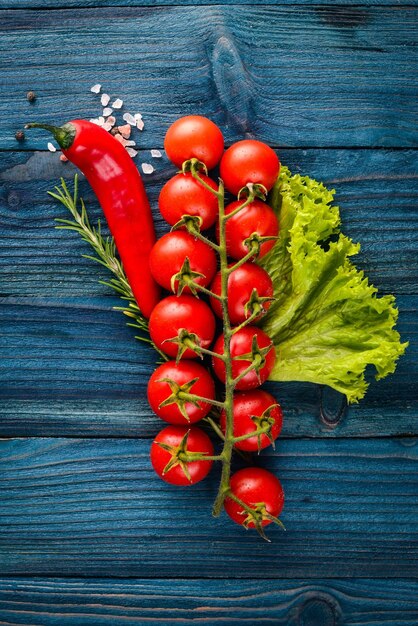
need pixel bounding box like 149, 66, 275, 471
50, 171, 284, 540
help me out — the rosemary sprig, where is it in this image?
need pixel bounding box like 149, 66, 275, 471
49, 175, 167, 359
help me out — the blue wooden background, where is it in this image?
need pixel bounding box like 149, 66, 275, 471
0, 2, 417, 625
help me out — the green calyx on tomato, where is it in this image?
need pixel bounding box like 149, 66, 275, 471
148, 295, 215, 360
220, 390, 283, 452
224, 468, 285, 540
148, 360, 215, 425
171, 257, 206, 296
159, 171, 219, 231
150, 425, 214, 486
210, 263, 275, 326
149, 231, 217, 295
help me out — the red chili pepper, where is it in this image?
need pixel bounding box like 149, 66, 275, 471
26, 120, 160, 318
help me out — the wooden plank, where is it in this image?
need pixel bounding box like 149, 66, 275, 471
1, 1, 415, 8
0, 577, 418, 625
1, 6, 417, 149
0, 295, 415, 437
1, 149, 417, 298
0, 437, 417, 578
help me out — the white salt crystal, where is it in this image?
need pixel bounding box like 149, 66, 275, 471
151, 149, 162, 158
102, 122, 113, 131
127, 147, 138, 158
90, 84, 101, 94
141, 163, 154, 174
136, 118, 144, 131
103, 107, 113, 117
112, 98, 123, 109
89, 118, 100, 125
107, 116, 116, 126
47, 142, 56, 152
114, 133, 128, 146
134, 113, 142, 121
101, 93, 110, 106
123, 112, 136, 126
118, 124, 131, 138
97, 116, 105, 126
125, 140, 136, 147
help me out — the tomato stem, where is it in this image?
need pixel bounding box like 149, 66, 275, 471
189, 168, 266, 520
178, 391, 225, 409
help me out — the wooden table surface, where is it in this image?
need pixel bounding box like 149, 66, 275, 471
1, 2, 417, 624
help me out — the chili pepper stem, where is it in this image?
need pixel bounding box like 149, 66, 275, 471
25, 122, 76, 150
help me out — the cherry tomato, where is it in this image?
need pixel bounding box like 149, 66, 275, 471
220, 140, 280, 195
159, 173, 219, 231
148, 360, 216, 425
164, 116, 224, 170
150, 425, 214, 486
220, 390, 283, 451
149, 295, 216, 359
210, 262, 274, 325
224, 467, 284, 527
218, 199, 279, 260
149, 231, 217, 294
212, 326, 275, 390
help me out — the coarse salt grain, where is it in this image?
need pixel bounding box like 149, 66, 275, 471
125, 140, 136, 147
102, 122, 113, 132
141, 163, 154, 174
134, 113, 142, 121
47, 142, 56, 152
112, 98, 123, 109
90, 84, 101, 94
107, 116, 116, 126
136, 118, 144, 131
114, 133, 128, 146
103, 107, 113, 117
127, 147, 138, 158
101, 93, 110, 106
118, 124, 131, 138
89, 118, 101, 125
60, 154, 68, 162
123, 112, 136, 126
151, 149, 162, 158
97, 116, 105, 126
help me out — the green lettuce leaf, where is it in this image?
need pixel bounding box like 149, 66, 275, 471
259, 166, 408, 403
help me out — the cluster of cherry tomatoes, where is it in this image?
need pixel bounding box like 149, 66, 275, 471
146, 115, 285, 531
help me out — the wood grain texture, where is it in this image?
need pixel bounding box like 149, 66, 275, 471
0, 437, 417, 578
0, 577, 418, 625
1, 149, 417, 298
0, 295, 415, 437
1, 0, 415, 7
1, 6, 417, 149
1, 147, 415, 437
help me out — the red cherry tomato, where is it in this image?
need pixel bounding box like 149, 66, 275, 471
218, 199, 279, 260
150, 425, 214, 486
220, 140, 280, 195
149, 295, 216, 359
149, 231, 217, 294
159, 173, 219, 231
212, 326, 275, 390
164, 116, 224, 170
224, 467, 284, 527
220, 390, 283, 451
148, 360, 215, 425
210, 262, 274, 325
